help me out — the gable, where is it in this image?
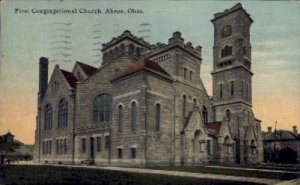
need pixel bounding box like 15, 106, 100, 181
44, 66, 76, 98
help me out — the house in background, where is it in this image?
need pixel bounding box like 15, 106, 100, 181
263, 126, 300, 164
0, 132, 33, 164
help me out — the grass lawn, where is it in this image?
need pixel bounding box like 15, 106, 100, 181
0, 165, 265, 185
148, 166, 300, 180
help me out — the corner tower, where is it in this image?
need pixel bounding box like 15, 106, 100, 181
211, 3, 260, 163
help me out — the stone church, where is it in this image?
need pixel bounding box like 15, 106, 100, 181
34, 3, 263, 166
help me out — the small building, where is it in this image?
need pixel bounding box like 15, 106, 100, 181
263, 126, 300, 164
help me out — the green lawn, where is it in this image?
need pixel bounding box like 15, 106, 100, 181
0, 165, 264, 185
148, 166, 300, 180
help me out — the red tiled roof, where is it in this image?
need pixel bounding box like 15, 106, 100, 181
77, 62, 97, 76
206, 122, 222, 135
61, 70, 78, 88
112, 59, 171, 81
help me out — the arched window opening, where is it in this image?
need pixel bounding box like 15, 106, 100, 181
184, 68, 187, 79
182, 95, 187, 121
58, 99, 68, 128
243, 46, 247, 55
120, 44, 125, 54
219, 84, 223, 98
93, 94, 112, 123
193, 98, 197, 108
246, 83, 249, 98
224, 136, 231, 154
248, 111, 250, 124
44, 104, 52, 130
114, 47, 120, 55
118, 105, 123, 132
250, 139, 256, 155
221, 45, 232, 57
129, 44, 135, 55
230, 81, 234, 96
155, 104, 161, 131
226, 109, 231, 121
202, 105, 208, 124
131, 102, 137, 130
136, 47, 141, 58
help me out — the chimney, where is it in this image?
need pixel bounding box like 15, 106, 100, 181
39, 57, 48, 100
292, 126, 297, 135
267, 127, 272, 133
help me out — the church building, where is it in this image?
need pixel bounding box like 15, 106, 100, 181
34, 3, 263, 166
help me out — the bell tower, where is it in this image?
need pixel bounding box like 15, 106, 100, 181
211, 3, 255, 163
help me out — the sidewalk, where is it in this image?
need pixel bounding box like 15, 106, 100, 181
206, 165, 300, 174
47, 164, 280, 185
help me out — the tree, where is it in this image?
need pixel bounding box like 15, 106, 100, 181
0, 136, 21, 165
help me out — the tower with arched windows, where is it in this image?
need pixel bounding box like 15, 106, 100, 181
211, 3, 263, 164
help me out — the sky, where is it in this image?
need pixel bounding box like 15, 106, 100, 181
0, 0, 299, 144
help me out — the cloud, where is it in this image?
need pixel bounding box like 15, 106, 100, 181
252, 50, 300, 59
253, 40, 289, 47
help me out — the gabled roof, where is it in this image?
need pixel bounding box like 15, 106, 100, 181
112, 59, 171, 81
206, 122, 222, 135
60, 69, 78, 88
76, 62, 97, 77
264, 130, 300, 141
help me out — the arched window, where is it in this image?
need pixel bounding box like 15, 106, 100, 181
131, 102, 137, 130
226, 109, 231, 121
250, 139, 256, 155
58, 99, 68, 128
224, 136, 231, 154
221, 45, 232, 57
44, 104, 52, 130
230, 81, 234, 96
193, 98, 197, 108
136, 47, 141, 57
182, 95, 187, 120
114, 47, 120, 55
93, 94, 112, 123
202, 105, 208, 124
129, 44, 135, 55
155, 104, 161, 131
118, 105, 123, 132
243, 46, 247, 55
120, 44, 125, 54
219, 84, 223, 98
248, 111, 250, 124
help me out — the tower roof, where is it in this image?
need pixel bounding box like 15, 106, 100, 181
211, 3, 253, 23
112, 59, 171, 81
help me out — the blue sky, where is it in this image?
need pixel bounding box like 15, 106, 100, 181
0, 0, 299, 144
